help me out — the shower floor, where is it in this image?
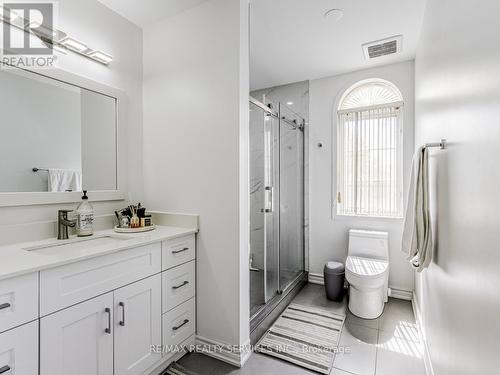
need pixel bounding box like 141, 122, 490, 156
250, 269, 303, 317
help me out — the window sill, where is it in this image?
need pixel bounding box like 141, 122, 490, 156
334, 213, 404, 221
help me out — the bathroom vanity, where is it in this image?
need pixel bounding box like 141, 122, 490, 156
0, 225, 197, 375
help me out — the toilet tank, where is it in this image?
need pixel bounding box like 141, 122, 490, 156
348, 229, 389, 260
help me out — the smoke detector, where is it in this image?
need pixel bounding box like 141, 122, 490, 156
324, 8, 344, 21
362, 35, 402, 60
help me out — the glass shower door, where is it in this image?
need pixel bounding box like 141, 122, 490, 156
249, 101, 279, 316
279, 104, 305, 291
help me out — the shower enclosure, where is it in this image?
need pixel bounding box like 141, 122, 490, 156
249, 97, 305, 320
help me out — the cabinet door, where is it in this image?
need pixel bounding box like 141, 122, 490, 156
114, 274, 161, 375
0, 321, 38, 375
40, 293, 113, 375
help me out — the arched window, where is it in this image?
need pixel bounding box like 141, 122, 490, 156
336, 79, 404, 217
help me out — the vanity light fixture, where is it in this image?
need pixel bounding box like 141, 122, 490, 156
86, 50, 113, 65
59, 36, 88, 52
0, 5, 20, 22
0, 7, 113, 66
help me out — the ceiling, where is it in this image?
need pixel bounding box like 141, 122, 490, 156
97, 0, 209, 28
250, 0, 427, 90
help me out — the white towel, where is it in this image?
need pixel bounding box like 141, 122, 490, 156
402, 146, 433, 272
48, 169, 82, 192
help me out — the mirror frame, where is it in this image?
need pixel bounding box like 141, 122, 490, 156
0, 65, 127, 207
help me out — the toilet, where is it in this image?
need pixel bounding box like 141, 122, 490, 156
345, 229, 389, 319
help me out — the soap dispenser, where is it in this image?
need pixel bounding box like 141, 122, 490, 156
76, 190, 94, 237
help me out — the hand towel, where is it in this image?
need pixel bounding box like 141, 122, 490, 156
48, 169, 82, 192
402, 146, 433, 271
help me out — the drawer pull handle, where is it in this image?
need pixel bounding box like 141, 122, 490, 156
172, 319, 189, 331
119, 302, 125, 326
0, 365, 11, 374
0, 303, 10, 310
105, 308, 112, 334
172, 281, 189, 290
172, 247, 189, 254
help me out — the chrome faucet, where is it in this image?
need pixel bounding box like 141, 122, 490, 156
58, 210, 76, 240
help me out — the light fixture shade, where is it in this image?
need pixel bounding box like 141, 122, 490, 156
0, 5, 21, 22
87, 50, 113, 65
59, 36, 88, 52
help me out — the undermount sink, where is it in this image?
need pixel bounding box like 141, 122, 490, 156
23, 235, 129, 257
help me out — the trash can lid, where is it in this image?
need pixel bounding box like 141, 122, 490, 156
324, 261, 345, 274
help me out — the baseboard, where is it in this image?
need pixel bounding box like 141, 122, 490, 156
308, 272, 324, 285
309, 273, 413, 302
194, 335, 251, 368
388, 287, 413, 301
412, 292, 435, 375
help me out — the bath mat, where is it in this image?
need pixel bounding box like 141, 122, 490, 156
161, 361, 200, 375
255, 303, 345, 374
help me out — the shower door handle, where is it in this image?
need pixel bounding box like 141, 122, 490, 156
261, 186, 273, 213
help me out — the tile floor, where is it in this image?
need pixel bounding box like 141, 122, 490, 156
177, 284, 426, 375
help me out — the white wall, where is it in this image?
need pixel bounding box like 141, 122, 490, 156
414, 0, 500, 374
309, 61, 415, 292
0, 0, 142, 241
143, 0, 250, 355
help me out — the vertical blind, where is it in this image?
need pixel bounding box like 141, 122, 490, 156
337, 104, 403, 217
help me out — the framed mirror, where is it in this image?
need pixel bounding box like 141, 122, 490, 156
0, 64, 125, 206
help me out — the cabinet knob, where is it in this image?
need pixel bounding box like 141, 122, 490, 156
105, 308, 112, 334
172, 319, 189, 331
172, 281, 189, 290
119, 302, 125, 326
172, 247, 189, 254
0, 303, 10, 310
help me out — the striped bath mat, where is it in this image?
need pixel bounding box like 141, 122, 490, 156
256, 303, 345, 374
162, 361, 199, 375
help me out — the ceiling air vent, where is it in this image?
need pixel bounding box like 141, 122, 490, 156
362, 35, 402, 60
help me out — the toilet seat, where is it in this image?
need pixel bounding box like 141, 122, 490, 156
345, 256, 388, 288
346, 256, 388, 277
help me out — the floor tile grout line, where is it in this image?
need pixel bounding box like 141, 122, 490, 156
331, 366, 360, 375
345, 320, 380, 332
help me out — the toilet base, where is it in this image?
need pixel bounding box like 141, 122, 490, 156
348, 285, 385, 319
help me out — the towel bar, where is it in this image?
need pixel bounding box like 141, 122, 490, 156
424, 139, 446, 150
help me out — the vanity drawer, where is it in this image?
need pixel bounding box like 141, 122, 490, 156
162, 235, 195, 270
40, 242, 161, 316
162, 298, 195, 349
0, 320, 38, 375
0, 273, 38, 333
162, 261, 195, 312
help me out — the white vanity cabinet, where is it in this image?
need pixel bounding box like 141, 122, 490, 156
114, 274, 162, 375
40, 274, 162, 375
0, 321, 38, 375
0, 231, 196, 375
0, 272, 38, 333
40, 292, 114, 375
161, 236, 196, 360
0, 273, 39, 375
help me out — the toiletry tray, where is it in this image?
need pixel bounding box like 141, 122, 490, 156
113, 224, 156, 233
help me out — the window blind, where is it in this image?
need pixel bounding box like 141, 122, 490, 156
337, 105, 403, 217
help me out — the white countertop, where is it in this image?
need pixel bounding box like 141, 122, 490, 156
0, 225, 197, 281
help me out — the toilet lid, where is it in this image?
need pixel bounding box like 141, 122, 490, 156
346, 256, 388, 278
